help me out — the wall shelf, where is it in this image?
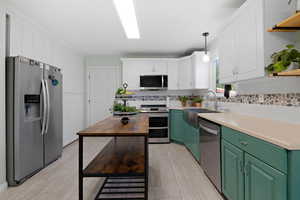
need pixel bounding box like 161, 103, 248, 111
268, 11, 300, 32
271, 69, 300, 76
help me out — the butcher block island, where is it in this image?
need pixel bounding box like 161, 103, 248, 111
77, 114, 149, 200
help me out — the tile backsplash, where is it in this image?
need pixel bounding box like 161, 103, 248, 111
115, 95, 195, 101
216, 93, 300, 107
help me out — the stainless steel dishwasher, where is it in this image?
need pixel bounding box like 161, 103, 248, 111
199, 118, 221, 192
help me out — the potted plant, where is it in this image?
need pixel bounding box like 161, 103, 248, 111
192, 97, 203, 107
178, 96, 189, 107
113, 103, 139, 125
265, 44, 300, 74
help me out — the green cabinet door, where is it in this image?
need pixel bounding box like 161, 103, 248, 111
244, 153, 287, 200
187, 125, 200, 161
169, 110, 184, 143
222, 140, 244, 200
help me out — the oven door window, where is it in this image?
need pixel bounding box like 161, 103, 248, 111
149, 128, 168, 138
149, 117, 168, 127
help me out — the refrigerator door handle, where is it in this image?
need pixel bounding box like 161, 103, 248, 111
45, 79, 51, 134
41, 80, 47, 136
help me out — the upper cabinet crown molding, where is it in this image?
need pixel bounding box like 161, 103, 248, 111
218, 0, 296, 84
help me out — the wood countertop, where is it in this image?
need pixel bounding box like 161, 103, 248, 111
78, 114, 149, 137
198, 112, 300, 150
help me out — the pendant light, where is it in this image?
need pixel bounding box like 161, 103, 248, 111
202, 32, 210, 63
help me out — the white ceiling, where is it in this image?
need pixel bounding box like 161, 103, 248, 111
7, 0, 246, 56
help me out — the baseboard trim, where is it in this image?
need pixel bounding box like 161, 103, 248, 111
0, 182, 8, 193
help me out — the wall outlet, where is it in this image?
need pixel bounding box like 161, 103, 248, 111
258, 94, 264, 103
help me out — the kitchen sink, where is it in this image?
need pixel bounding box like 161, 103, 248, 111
183, 108, 220, 128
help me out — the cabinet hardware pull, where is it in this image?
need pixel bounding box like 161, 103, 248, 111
240, 141, 248, 146
239, 160, 244, 173
245, 162, 250, 176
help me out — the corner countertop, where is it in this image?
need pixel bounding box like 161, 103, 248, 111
198, 112, 300, 150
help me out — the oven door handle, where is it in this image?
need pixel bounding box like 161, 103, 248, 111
199, 124, 219, 136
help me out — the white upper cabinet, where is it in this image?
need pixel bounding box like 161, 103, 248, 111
167, 60, 179, 90
152, 61, 168, 74
178, 57, 192, 90
122, 52, 210, 90
122, 60, 142, 90
218, 24, 237, 83
218, 0, 296, 84
191, 52, 209, 89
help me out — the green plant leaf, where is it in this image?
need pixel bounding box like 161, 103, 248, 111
286, 44, 295, 49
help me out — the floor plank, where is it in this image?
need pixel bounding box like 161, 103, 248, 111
0, 138, 223, 200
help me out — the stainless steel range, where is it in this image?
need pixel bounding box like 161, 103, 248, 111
140, 104, 169, 144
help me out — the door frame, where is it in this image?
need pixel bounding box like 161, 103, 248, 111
86, 66, 121, 126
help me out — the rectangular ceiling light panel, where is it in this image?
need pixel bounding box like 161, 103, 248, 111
113, 0, 140, 39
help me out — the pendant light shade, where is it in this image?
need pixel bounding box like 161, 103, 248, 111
202, 32, 210, 63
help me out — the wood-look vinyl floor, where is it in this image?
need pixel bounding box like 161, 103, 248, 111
0, 138, 223, 200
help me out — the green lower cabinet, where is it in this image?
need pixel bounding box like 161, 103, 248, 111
222, 138, 287, 200
169, 110, 184, 143
244, 153, 287, 200
169, 110, 200, 161
185, 124, 200, 161
222, 140, 244, 200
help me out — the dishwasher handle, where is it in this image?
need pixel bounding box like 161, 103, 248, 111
199, 123, 220, 136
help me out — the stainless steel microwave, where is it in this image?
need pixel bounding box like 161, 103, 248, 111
140, 75, 168, 90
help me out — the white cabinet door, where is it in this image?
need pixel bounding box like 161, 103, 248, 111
136, 60, 155, 75
167, 60, 179, 90
153, 61, 168, 74
192, 52, 209, 89
219, 23, 237, 84
235, 0, 264, 81
178, 57, 192, 89
122, 61, 141, 90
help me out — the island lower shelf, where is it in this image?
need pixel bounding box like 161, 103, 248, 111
83, 137, 146, 177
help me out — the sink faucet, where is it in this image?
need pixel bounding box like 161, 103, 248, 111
205, 89, 218, 111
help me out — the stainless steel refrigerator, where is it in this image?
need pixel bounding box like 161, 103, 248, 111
6, 56, 63, 186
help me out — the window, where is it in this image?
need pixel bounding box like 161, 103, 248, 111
215, 57, 237, 97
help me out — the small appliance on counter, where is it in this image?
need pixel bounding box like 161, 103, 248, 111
140, 104, 169, 143
6, 56, 63, 186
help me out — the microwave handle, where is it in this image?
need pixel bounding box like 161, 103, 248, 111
162, 76, 164, 88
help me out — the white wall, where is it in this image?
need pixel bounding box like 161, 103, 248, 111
6, 3, 86, 146
85, 55, 122, 67
0, 1, 86, 190
0, 0, 7, 193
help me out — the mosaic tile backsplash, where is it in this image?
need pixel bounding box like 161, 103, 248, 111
215, 93, 300, 107
115, 95, 188, 101
116, 93, 300, 107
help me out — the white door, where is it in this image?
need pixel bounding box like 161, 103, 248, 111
88, 67, 120, 126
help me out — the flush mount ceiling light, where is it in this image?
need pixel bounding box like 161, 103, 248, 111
113, 0, 140, 39
202, 32, 210, 63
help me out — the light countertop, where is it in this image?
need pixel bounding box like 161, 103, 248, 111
198, 112, 300, 150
